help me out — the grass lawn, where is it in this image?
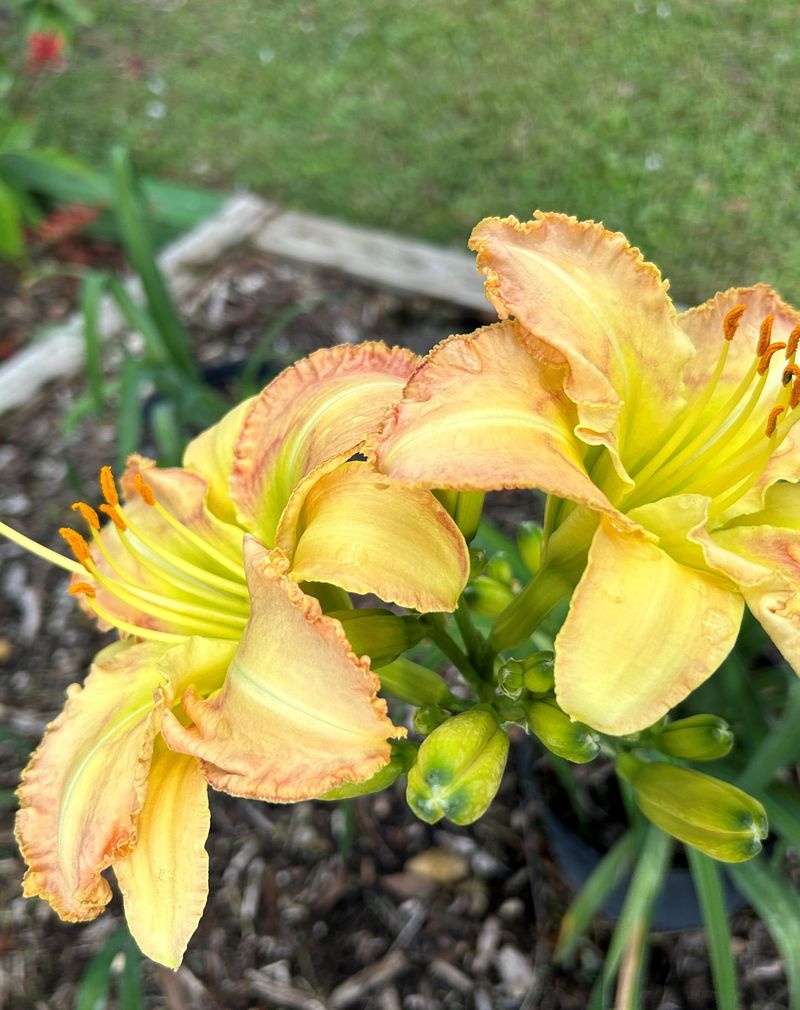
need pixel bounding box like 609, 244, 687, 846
14, 0, 800, 304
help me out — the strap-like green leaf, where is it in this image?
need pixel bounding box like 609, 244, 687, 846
687, 847, 739, 1010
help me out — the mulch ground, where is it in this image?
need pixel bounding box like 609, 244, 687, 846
0, 248, 790, 1009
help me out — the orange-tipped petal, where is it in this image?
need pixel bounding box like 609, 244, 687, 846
276, 456, 469, 612
14, 640, 169, 922
183, 397, 256, 524
469, 213, 693, 476
161, 538, 405, 802
555, 519, 743, 735
373, 321, 633, 527
113, 742, 210, 969
230, 343, 418, 544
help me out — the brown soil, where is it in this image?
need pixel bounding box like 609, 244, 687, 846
0, 250, 789, 1009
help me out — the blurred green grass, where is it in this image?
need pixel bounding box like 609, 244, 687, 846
17, 0, 800, 303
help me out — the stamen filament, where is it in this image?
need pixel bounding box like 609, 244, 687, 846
83, 595, 187, 644
0, 521, 85, 575
150, 499, 245, 574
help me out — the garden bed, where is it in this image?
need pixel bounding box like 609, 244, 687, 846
0, 238, 789, 1009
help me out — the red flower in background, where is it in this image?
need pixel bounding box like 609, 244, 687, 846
25, 31, 65, 74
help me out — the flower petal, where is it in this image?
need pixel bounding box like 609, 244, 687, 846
230, 343, 419, 544
469, 212, 693, 473
161, 538, 404, 801
276, 456, 469, 612
113, 742, 210, 970
555, 519, 744, 734
183, 397, 256, 524
15, 640, 168, 922
373, 321, 631, 525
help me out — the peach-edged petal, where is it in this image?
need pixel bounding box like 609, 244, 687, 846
373, 321, 634, 528
555, 518, 744, 735
161, 538, 405, 802
469, 212, 693, 474
113, 742, 210, 969
14, 640, 169, 922
230, 343, 419, 544
183, 396, 256, 524
276, 455, 468, 612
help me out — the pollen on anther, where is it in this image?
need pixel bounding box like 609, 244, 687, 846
723, 304, 747, 341
765, 406, 785, 437
791, 381, 800, 410
757, 315, 775, 357
68, 581, 96, 599
99, 503, 127, 531
99, 465, 119, 508
58, 527, 92, 565
786, 325, 800, 360
782, 364, 800, 386
134, 473, 156, 506
757, 342, 787, 375
71, 501, 100, 531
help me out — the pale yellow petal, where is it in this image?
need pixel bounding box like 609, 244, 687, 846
373, 321, 632, 527
276, 457, 469, 612
114, 742, 210, 970
555, 520, 744, 734
183, 396, 256, 524
469, 212, 693, 473
14, 640, 169, 922
161, 538, 404, 802
230, 343, 419, 544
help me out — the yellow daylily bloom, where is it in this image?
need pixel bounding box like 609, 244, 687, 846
5, 342, 469, 967
374, 212, 800, 735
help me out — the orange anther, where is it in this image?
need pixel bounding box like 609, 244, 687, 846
134, 473, 156, 506
99, 465, 119, 508
782, 364, 800, 385
757, 342, 787, 375
722, 304, 747, 342
791, 381, 800, 410
765, 406, 785, 437
786, 324, 800, 360
70, 501, 100, 531
68, 581, 96, 599
99, 503, 127, 531
58, 527, 92, 565
757, 315, 775, 356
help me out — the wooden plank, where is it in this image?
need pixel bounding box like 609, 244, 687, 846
253, 210, 487, 312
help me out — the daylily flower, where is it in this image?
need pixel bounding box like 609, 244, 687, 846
374, 212, 800, 736
7, 343, 469, 967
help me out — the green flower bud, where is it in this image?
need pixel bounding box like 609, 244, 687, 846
413, 705, 448, 734
485, 551, 514, 587
332, 608, 424, 667
469, 547, 489, 580
653, 714, 734, 762
406, 708, 509, 825
522, 651, 555, 695
463, 575, 515, 617
517, 521, 544, 574
495, 658, 525, 700
525, 698, 600, 763
454, 491, 485, 543
321, 741, 417, 800
617, 753, 768, 863
375, 657, 457, 707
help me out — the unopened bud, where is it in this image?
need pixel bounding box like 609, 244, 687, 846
469, 547, 488, 580
406, 707, 509, 825
522, 651, 555, 694
495, 658, 525, 700
653, 714, 734, 762
376, 657, 458, 708
617, 753, 768, 863
485, 551, 514, 587
454, 491, 485, 543
413, 705, 448, 734
321, 741, 416, 800
526, 698, 600, 763
517, 521, 544, 574
332, 608, 424, 667
463, 575, 515, 617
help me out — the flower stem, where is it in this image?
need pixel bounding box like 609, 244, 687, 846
489, 564, 572, 652
423, 616, 490, 701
